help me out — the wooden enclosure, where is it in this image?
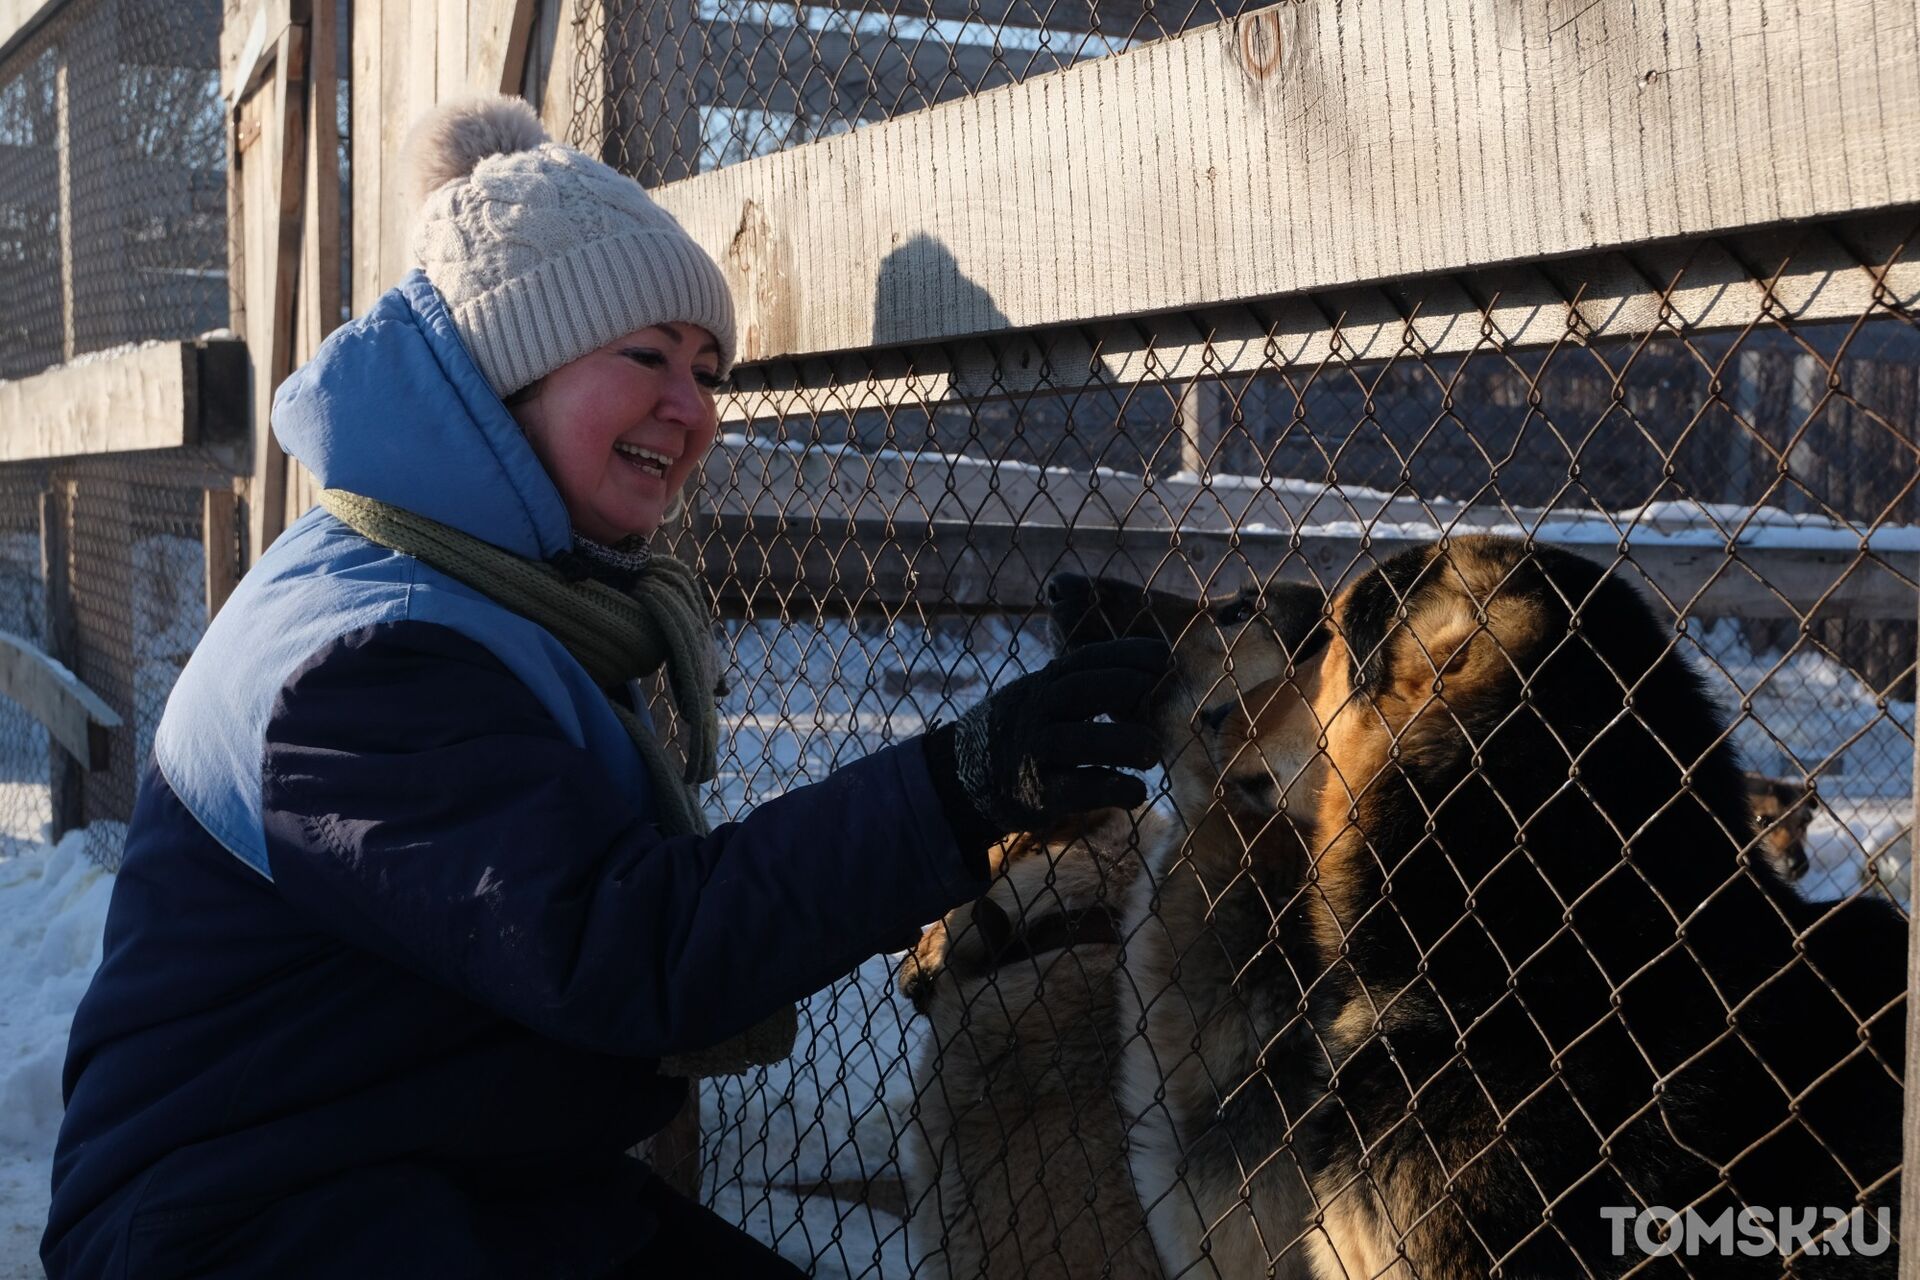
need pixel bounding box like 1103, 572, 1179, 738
3, 0, 1919, 1271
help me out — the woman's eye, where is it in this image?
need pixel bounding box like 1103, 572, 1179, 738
621, 348, 666, 369
695, 371, 728, 392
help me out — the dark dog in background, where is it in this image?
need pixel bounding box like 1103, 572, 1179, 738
1745, 771, 1816, 882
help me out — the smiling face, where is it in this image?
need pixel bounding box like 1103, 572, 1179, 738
508, 323, 724, 543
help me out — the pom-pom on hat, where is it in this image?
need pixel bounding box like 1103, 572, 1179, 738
403, 95, 736, 397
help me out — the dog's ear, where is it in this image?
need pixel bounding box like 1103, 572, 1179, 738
1339, 545, 1539, 735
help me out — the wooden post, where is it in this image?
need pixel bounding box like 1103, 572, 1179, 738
39, 483, 80, 840
1176, 378, 1222, 478
203, 485, 242, 622
232, 12, 312, 565
1904, 604, 1920, 1279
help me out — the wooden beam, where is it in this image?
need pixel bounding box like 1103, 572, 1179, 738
694, 511, 1920, 623
0, 626, 121, 773
694, 21, 1079, 123
717, 212, 1920, 421
655, 0, 1920, 363
349, 0, 383, 313
694, 435, 1920, 620
0, 339, 247, 462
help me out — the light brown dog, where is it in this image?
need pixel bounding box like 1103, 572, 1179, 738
897, 807, 1170, 1280
1045, 573, 1333, 1280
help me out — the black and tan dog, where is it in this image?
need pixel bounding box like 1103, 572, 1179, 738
1744, 772, 1816, 883
1290, 536, 1905, 1278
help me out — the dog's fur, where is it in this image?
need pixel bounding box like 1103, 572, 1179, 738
1745, 772, 1815, 883
1053, 573, 1333, 1280
1289, 537, 1906, 1279
898, 805, 1171, 1279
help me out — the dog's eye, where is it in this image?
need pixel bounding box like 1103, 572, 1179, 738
1218, 599, 1258, 626
1232, 773, 1279, 806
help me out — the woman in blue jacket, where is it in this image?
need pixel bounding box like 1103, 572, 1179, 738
42, 97, 1164, 1278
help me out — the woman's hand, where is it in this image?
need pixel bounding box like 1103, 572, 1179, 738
931, 637, 1170, 840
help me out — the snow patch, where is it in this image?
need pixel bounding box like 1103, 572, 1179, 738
0, 824, 121, 1279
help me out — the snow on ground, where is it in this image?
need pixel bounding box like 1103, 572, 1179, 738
0, 826, 119, 1280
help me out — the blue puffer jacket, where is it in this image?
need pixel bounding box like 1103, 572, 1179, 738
42, 273, 985, 1279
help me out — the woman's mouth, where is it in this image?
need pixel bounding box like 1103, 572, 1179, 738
613, 442, 675, 478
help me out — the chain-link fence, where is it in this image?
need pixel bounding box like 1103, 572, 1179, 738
0, 0, 229, 864
573, 3, 1918, 1270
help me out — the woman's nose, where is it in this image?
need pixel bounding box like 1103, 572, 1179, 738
656, 370, 708, 426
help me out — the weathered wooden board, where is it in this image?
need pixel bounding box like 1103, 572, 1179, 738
353, 0, 538, 308
696, 511, 1920, 622
0, 627, 120, 772
473, 0, 536, 95
695, 436, 1920, 619
655, 0, 1920, 364
719, 212, 1920, 421
0, 340, 247, 462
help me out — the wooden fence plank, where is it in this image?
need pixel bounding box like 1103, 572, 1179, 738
717, 212, 1920, 421
654, 0, 1920, 364
235, 22, 309, 565
693, 433, 1920, 620
472, 0, 535, 94
694, 510, 1920, 623
351, 0, 383, 312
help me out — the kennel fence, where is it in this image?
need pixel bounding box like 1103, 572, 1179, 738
572, 3, 1920, 1268
0, 0, 231, 863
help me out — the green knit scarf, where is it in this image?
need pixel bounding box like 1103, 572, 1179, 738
317, 489, 796, 1077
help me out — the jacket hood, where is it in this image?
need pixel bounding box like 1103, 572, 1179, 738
270, 270, 573, 560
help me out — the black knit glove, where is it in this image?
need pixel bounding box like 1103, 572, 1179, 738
925, 637, 1169, 850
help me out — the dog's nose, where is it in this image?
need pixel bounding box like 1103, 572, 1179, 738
1044, 573, 1094, 606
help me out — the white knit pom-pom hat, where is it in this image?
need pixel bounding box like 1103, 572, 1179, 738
402, 95, 736, 397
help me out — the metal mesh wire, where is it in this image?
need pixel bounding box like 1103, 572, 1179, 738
586, 77, 1919, 1271
0, 0, 227, 380
588, 0, 1240, 181
0, 0, 228, 865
